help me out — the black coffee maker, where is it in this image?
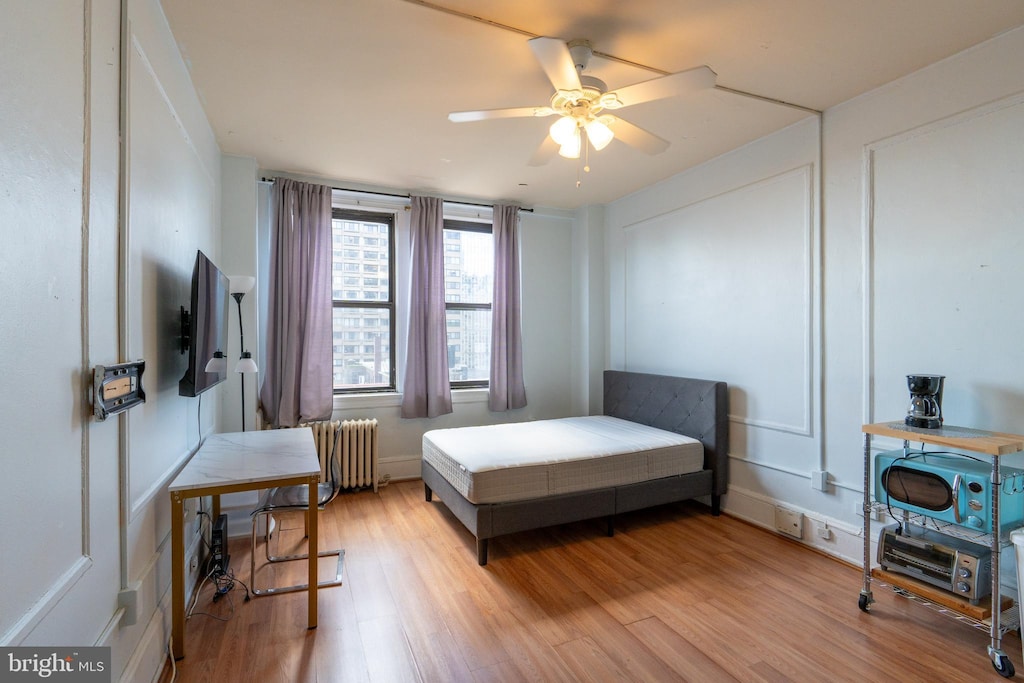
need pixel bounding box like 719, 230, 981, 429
905, 374, 945, 429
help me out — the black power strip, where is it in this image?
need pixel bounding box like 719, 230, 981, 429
209, 513, 230, 576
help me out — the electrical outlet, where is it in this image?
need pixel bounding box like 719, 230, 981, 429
774, 506, 803, 539
190, 555, 199, 572
815, 521, 833, 540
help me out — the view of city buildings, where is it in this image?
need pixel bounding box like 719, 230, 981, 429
331, 211, 492, 391
332, 212, 392, 390
444, 227, 493, 383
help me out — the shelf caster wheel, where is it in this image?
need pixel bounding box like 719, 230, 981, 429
993, 653, 1015, 678
858, 593, 872, 612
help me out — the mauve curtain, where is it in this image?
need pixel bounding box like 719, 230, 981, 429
259, 179, 334, 427
489, 204, 527, 411
401, 196, 453, 418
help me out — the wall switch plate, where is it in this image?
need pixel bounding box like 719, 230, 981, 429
774, 506, 803, 539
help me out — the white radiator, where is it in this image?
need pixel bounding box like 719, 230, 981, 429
299, 418, 379, 493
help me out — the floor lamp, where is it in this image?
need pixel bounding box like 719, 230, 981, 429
229, 276, 258, 431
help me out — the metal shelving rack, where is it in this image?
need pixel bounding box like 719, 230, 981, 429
859, 421, 1024, 679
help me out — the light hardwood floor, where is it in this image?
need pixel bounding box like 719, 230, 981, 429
161, 479, 1020, 682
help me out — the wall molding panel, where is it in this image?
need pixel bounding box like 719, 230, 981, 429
860, 91, 1024, 428
1, 558, 92, 645
622, 164, 817, 440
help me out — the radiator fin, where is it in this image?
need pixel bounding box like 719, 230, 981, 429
296, 418, 379, 492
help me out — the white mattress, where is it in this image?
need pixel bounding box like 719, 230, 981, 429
422, 415, 704, 504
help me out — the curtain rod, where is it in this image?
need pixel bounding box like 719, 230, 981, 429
260, 177, 533, 213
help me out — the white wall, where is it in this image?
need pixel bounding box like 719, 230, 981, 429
1, 2, 223, 682
1, 0, 122, 649
120, 0, 223, 678
603, 25, 1024, 563
219, 155, 261, 434
571, 205, 607, 415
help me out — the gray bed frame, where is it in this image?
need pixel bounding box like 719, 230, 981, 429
422, 370, 729, 565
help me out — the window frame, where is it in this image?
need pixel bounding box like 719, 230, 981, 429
443, 218, 492, 390
332, 208, 397, 394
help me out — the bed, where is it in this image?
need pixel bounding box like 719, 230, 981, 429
421, 370, 729, 565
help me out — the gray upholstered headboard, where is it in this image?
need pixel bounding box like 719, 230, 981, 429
604, 370, 729, 497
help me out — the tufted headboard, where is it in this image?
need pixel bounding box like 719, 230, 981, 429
604, 370, 729, 497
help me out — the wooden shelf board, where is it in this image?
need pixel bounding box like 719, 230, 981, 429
871, 567, 1013, 620
863, 421, 1024, 456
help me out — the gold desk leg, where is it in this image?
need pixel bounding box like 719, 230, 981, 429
308, 474, 318, 629
171, 491, 185, 659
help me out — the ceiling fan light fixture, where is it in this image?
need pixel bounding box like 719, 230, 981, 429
585, 118, 614, 151
558, 128, 582, 159
449, 37, 715, 170
549, 116, 578, 146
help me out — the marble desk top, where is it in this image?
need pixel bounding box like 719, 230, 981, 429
169, 428, 320, 492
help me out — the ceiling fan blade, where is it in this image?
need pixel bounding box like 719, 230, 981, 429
448, 106, 555, 123
605, 116, 670, 155
528, 37, 582, 93
527, 136, 560, 166
609, 66, 716, 108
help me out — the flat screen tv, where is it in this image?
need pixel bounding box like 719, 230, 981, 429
179, 250, 230, 397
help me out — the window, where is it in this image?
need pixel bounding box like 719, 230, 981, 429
444, 219, 493, 387
332, 209, 395, 392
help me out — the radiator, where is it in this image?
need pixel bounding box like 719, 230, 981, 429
299, 418, 379, 493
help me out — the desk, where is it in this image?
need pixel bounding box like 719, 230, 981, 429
169, 429, 321, 660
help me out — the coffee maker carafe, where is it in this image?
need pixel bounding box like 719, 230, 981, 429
905, 374, 944, 429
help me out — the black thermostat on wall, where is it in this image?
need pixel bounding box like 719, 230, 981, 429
93, 360, 146, 421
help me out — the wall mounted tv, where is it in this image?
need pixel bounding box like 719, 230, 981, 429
179, 250, 231, 397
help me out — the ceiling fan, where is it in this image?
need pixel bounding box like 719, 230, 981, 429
448, 37, 717, 165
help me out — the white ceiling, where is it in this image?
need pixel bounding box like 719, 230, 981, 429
160, 0, 1024, 210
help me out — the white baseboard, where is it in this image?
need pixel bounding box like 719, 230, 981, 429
723, 485, 865, 566
380, 454, 422, 483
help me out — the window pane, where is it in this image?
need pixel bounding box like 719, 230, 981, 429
333, 307, 391, 390
332, 217, 390, 301
331, 208, 395, 393
443, 229, 492, 304
446, 309, 490, 383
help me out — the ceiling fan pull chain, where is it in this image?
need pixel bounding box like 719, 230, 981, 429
583, 130, 592, 174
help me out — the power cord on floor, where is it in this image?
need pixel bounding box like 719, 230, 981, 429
166, 634, 176, 683
210, 565, 251, 604
187, 562, 252, 622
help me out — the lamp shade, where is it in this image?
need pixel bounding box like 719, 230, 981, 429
585, 118, 614, 151
229, 275, 256, 296
549, 116, 578, 146
204, 351, 227, 373
235, 351, 258, 374
557, 128, 582, 159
